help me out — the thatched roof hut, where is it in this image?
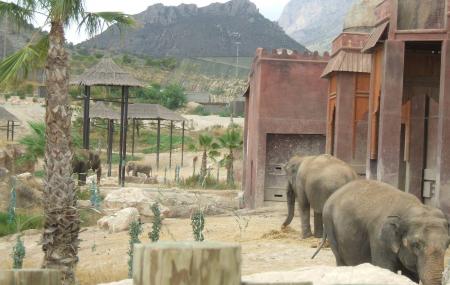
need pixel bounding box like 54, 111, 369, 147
128, 104, 186, 121
71, 58, 145, 87
90, 102, 121, 120
0, 106, 19, 122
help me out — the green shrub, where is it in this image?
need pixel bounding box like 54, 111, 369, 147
149, 203, 162, 242
34, 170, 44, 178
12, 235, 25, 269
0, 212, 44, 237
128, 220, 143, 277
190, 106, 210, 116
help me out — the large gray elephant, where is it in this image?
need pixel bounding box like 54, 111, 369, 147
282, 154, 357, 238
315, 179, 450, 285
72, 149, 102, 185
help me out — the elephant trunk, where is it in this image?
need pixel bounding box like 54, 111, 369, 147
282, 184, 295, 228
418, 254, 444, 285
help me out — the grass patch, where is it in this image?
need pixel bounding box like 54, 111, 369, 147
178, 175, 238, 190
189, 106, 210, 116
141, 132, 193, 154
0, 212, 44, 237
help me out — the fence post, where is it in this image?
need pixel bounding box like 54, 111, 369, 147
0, 269, 61, 285
133, 241, 241, 285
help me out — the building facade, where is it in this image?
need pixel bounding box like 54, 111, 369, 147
243, 48, 329, 208
363, 0, 450, 214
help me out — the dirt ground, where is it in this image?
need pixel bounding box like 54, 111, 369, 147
0, 205, 336, 285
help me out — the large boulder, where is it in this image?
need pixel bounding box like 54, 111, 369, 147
102, 188, 240, 218
242, 264, 417, 285
103, 188, 169, 217
97, 207, 140, 233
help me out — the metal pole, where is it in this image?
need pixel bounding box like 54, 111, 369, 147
181, 121, 185, 167
6, 120, 9, 141
107, 119, 114, 177
118, 88, 125, 185
169, 121, 173, 169
121, 86, 129, 187
132, 118, 136, 157
156, 119, 161, 171
83, 85, 91, 149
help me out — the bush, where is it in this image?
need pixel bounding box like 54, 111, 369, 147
192, 106, 210, 116
122, 54, 134, 65
161, 84, 187, 110
0, 212, 44, 237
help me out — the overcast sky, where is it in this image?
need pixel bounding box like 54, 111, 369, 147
64, 0, 289, 44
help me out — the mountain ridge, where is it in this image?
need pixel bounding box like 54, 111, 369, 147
78, 0, 306, 58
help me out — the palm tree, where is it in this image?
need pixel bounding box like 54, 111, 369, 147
190, 133, 220, 179
0, 2, 133, 283
219, 128, 243, 186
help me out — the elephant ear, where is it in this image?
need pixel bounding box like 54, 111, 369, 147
380, 216, 404, 254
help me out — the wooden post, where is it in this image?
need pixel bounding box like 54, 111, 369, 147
107, 119, 114, 177
133, 241, 241, 285
0, 269, 61, 285
121, 86, 129, 187
83, 85, 91, 150
132, 118, 136, 157
169, 121, 173, 169
181, 121, 185, 167
156, 119, 161, 171
11, 121, 14, 142
6, 120, 9, 141
118, 87, 125, 185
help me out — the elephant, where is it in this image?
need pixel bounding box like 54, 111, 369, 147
313, 179, 450, 285
126, 162, 152, 178
72, 149, 102, 185
282, 154, 358, 238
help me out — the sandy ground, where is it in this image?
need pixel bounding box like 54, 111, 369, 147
0, 205, 335, 285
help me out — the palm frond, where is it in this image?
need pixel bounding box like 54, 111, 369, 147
78, 11, 135, 38
50, 0, 84, 25
0, 1, 35, 28
0, 35, 48, 84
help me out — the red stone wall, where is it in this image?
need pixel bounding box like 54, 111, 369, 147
243, 48, 329, 208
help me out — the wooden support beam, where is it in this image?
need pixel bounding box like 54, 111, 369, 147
132, 118, 136, 157
83, 85, 91, 150
169, 121, 173, 169
0, 269, 61, 285
11, 121, 14, 142
181, 121, 185, 167
156, 119, 161, 171
118, 88, 125, 185
133, 242, 241, 285
121, 86, 129, 187
6, 120, 9, 141
107, 119, 114, 177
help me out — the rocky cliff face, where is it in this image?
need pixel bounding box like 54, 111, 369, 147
79, 0, 306, 57
278, 0, 356, 52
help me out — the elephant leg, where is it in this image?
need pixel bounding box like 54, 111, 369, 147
313, 212, 323, 238
298, 192, 312, 239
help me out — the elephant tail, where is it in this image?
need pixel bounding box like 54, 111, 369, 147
311, 232, 327, 259
282, 184, 295, 228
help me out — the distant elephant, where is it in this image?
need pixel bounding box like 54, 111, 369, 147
282, 154, 357, 238
72, 149, 102, 185
126, 162, 152, 178
314, 180, 450, 285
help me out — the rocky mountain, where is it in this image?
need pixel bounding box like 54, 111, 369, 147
0, 17, 36, 59
79, 0, 306, 57
278, 0, 356, 52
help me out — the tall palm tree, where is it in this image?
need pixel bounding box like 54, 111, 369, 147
0, 2, 133, 284
219, 128, 243, 186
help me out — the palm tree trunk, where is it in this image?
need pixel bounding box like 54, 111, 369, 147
201, 150, 207, 178
227, 149, 234, 186
41, 21, 79, 285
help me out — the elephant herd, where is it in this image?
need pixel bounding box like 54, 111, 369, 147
283, 154, 450, 285
71, 149, 154, 185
